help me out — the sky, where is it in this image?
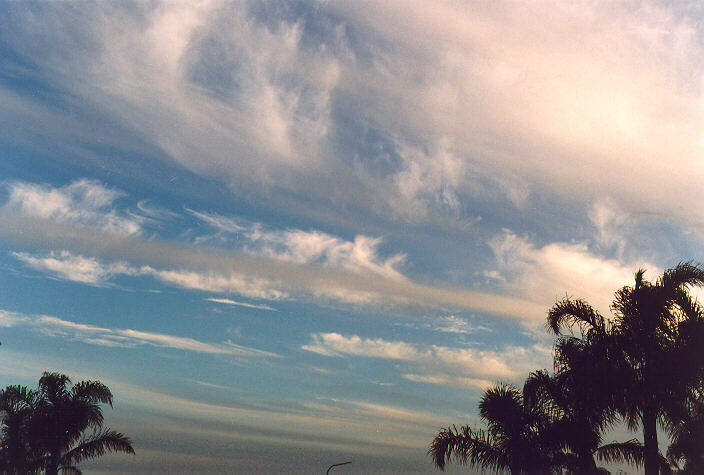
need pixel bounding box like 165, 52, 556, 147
1, 0, 704, 473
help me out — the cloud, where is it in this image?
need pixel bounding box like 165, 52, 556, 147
487, 230, 658, 315
0, 309, 276, 358
2, 214, 549, 319
4, 180, 142, 235
0, 348, 456, 459
136, 200, 181, 221
141, 267, 288, 300
10, 248, 288, 300
190, 209, 406, 280
430, 315, 488, 334
5, 0, 704, 234
12, 250, 137, 285
205, 297, 276, 311
302, 332, 550, 388
187, 208, 247, 234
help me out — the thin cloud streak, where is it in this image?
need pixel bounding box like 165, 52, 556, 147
302, 332, 550, 388
0, 212, 547, 321
205, 298, 276, 311
0, 309, 276, 358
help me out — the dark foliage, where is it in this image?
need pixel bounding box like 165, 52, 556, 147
429, 263, 704, 474
0, 372, 134, 474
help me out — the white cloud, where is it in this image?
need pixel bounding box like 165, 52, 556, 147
302, 332, 550, 389
205, 297, 276, 311
141, 267, 288, 301
430, 315, 487, 334
190, 209, 407, 280
487, 230, 657, 315
13, 250, 137, 285
4, 180, 143, 235
1, 213, 547, 320
136, 200, 181, 221
0, 310, 276, 358
11, 249, 288, 300
187, 208, 246, 234
3, 1, 704, 236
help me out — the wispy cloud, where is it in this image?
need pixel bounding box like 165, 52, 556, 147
0, 310, 276, 358
190, 209, 406, 280
430, 315, 490, 335
10, 249, 288, 300
487, 230, 657, 315
136, 200, 181, 222
0, 348, 455, 457
1, 214, 547, 320
4, 180, 143, 235
3, 1, 704, 233
12, 250, 137, 285
302, 332, 550, 389
205, 298, 276, 311
141, 267, 288, 301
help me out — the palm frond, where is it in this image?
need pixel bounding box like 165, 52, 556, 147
38, 372, 71, 404
60, 428, 135, 466
673, 287, 703, 324
523, 370, 566, 419
547, 298, 604, 335
660, 262, 704, 294
71, 381, 113, 407
428, 425, 506, 471
594, 439, 645, 467
634, 268, 646, 290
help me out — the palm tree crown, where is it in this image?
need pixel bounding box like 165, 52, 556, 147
0, 372, 135, 475
429, 383, 558, 474
547, 263, 704, 475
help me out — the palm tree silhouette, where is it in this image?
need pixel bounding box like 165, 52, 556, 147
610, 264, 704, 475
544, 298, 642, 474
428, 383, 558, 473
0, 385, 40, 474
524, 369, 653, 474
549, 263, 704, 475
667, 396, 704, 473
28, 372, 134, 475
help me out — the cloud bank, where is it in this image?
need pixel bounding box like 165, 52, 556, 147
303, 332, 550, 389
3, 0, 704, 232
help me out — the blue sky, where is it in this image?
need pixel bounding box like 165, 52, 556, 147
1, 1, 704, 472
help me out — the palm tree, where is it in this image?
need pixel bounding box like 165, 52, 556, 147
610, 264, 704, 475
544, 298, 638, 474
667, 394, 704, 473
428, 383, 558, 473
549, 263, 704, 475
0, 385, 40, 474
523, 369, 655, 474
29, 372, 135, 475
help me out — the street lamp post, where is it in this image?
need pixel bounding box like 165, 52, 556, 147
326, 461, 352, 474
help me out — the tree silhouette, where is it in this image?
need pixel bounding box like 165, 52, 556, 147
610, 264, 704, 475
0, 385, 40, 474
544, 298, 636, 474
429, 263, 704, 474
428, 383, 559, 473
0, 372, 135, 474
667, 396, 704, 473
547, 263, 704, 475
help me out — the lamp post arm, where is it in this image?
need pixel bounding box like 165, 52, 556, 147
326, 461, 352, 474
